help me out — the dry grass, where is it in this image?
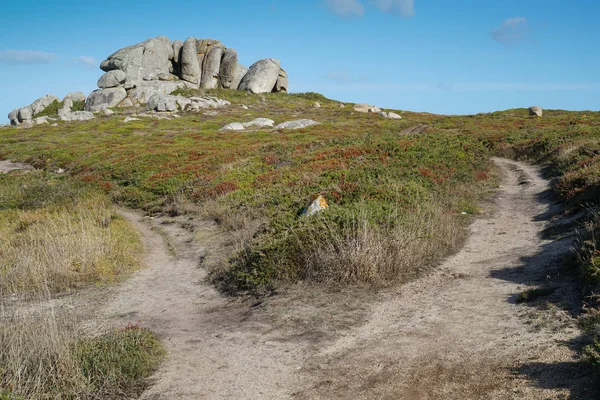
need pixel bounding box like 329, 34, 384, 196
0, 175, 161, 399
0, 191, 143, 295
295, 199, 465, 285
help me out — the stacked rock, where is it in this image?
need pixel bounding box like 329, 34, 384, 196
88, 36, 288, 112
8, 92, 93, 127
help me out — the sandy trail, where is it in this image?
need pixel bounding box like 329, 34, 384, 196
107, 212, 304, 399
296, 158, 596, 399
107, 158, 597, 399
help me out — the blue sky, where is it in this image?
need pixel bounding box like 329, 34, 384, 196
1, 0, 599, 121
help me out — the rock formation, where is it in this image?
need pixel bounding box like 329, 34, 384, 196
7, 35, 289, 126
88, 36, 288, 111
8, 93, 93, 127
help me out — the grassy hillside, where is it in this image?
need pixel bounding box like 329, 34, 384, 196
2, 90, 600, 391
0, 174, 162, 399
0, 91, 497, 294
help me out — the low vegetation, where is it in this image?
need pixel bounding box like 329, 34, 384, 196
0, 172, 143, 294
3, 90, 600, 386
0, 174, 162, 399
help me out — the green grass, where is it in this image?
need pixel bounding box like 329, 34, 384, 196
32, 100, 63, 118
75, 325, 165, 398
2, 92, 600, 294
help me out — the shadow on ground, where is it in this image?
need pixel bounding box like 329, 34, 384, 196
490, 183, 600, 398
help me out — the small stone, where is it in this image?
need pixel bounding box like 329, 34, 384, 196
124, 117, 141, 122
303, 195, 328, 216
314, 102, 321, 108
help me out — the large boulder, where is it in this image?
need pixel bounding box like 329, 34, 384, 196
231, 64, 248, 90
180, 37, 201, 85
18, 107, 33, 122
200, 45, 223, 89
100, 37, 173, 84
529, 106, 543, 117
63, 92, 86, 103
219, 48, 238, 89
238, 59, 281, 93
97, 70, 127, 88
274, 68, 288, 92
85, 87, 128, 112
8, 109, 20, 126
146, 94, 190, 112
59, 111, 95, 122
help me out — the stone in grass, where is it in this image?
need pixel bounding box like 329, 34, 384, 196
529, 106, 543, 117
380, 111, 402, 119
219, 122, 245, 131
274, 119, 319, 130
303, 194, 328, 216
242, 118, 275, 128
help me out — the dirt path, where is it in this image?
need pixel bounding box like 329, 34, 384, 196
296, 158, 597, 399
108, 158, 597, 399
107, 211, 305, 399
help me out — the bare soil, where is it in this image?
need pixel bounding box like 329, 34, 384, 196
52, 158, 600, 398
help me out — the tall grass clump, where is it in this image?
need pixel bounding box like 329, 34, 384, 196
0, 173, 143, 295
215, 197, 467, 294
0, 172, 162, 399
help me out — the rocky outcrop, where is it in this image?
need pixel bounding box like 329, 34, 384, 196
8, 94, 59, 126
529, 106, 543, 117
7, 35, 289, 127
87, 36, 288, 111
8, 92, 96, 127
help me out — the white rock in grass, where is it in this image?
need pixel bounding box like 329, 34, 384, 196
528, 106, 543, 117
302, 195, 329, 216
242, 118, 275, 128
124, 117, 141, 122
60, 111, 95, 121
380, 111, 402, 119
274, 119, 319, 130
219, 122, 245, 131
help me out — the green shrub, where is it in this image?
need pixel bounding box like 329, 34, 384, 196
75, 325, 164, 398
32, 100, 64, 118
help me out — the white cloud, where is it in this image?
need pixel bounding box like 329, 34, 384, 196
324, 0, 364, 17
491, 17, 531, 45
372, 0, 415, 17
0, 50, 56, 64
74, 55, 98, 69
326, 71, 368, 84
